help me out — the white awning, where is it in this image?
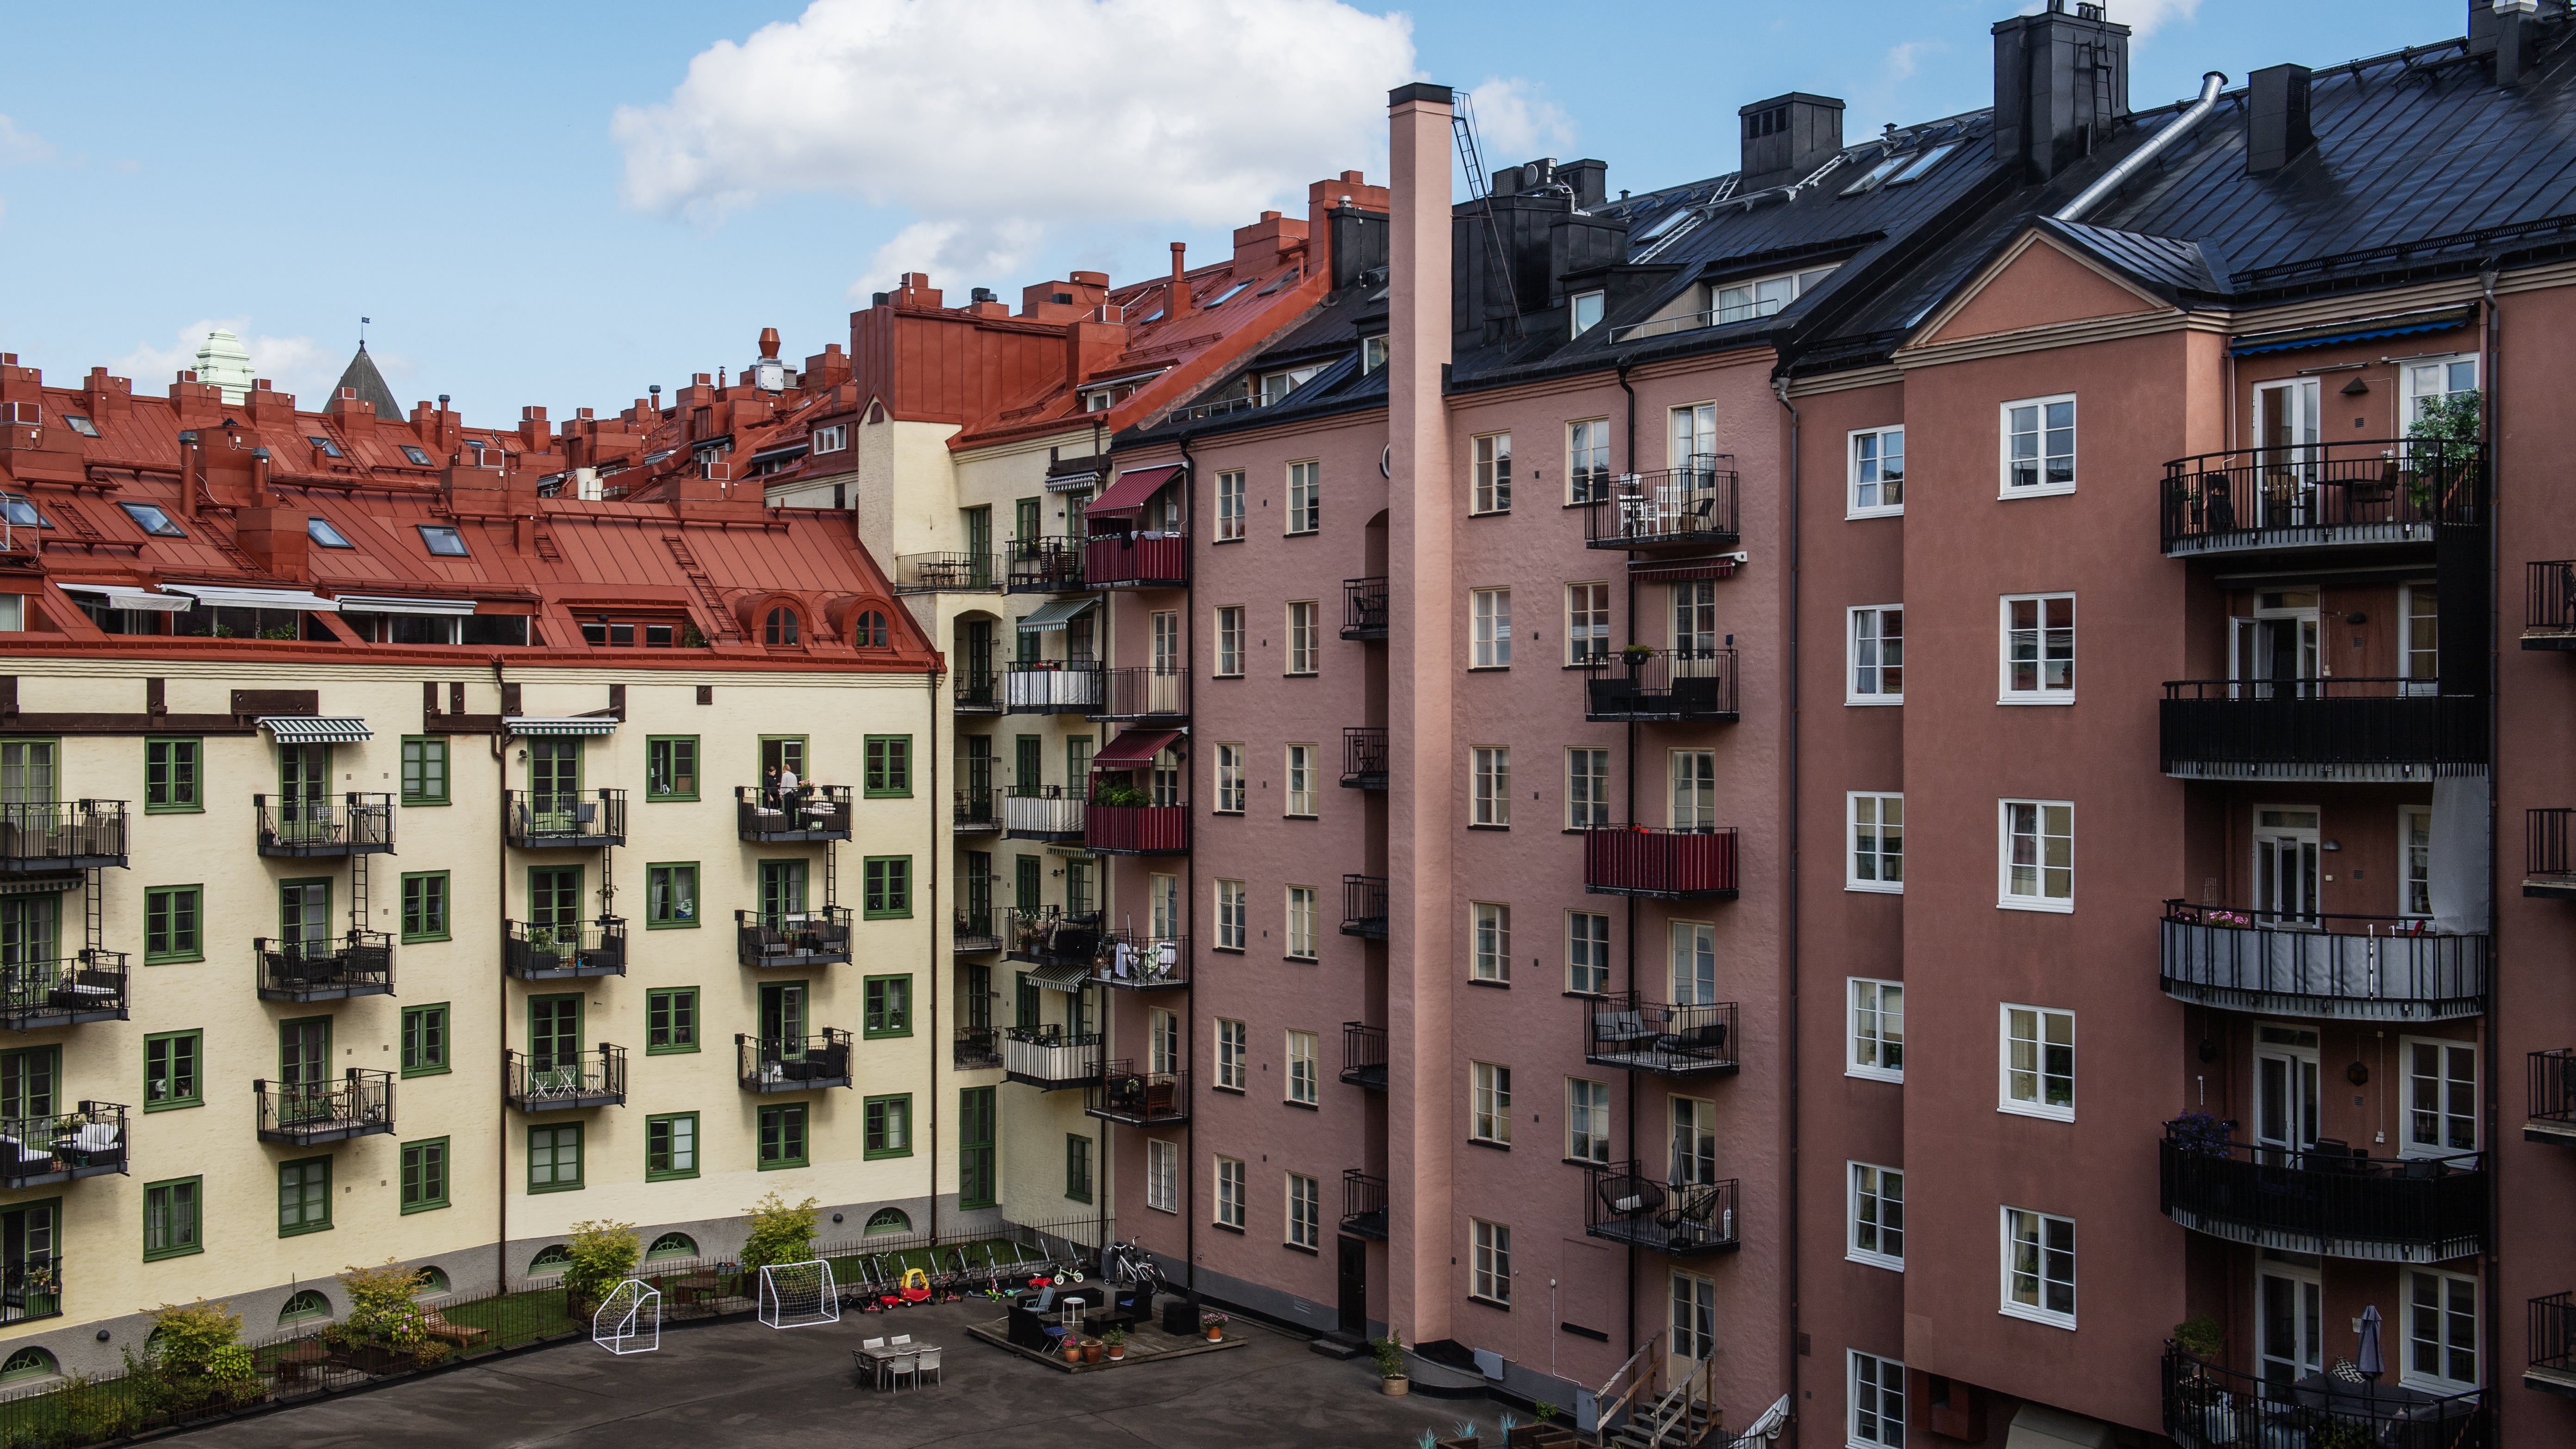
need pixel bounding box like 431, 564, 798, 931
1027, 963, 1092, 992
58, 584, 190, 612
258, 717, 374, 744
163, 583, 340, 612
333, 594, 477, 617
507, 717, 620, 737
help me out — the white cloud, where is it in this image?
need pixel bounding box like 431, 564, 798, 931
1885, 40, 1941, 83
111, 320, 343, 407
2018, 0, 2197, 38
0, 115, 52, 166
1461, 77, 1573, 165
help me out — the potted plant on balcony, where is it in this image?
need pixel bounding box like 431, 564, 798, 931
2405, 391, 2481, 513
1103, 1326, 1127, 1361
1093, 782, 1151, 809
2174, 1315, 2224, 1363
1371, 1329, 1410, 1395
2166, 1111, 2235, 1156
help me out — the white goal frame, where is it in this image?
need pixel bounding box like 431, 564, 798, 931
593, 1278, 661, 1355
758, 1258, 841, 1329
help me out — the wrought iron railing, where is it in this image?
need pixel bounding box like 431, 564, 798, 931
1008, 908, 1102, 966
1341, 727, 1387, 789
504, 789, 625, 848
1089, 1062, 1187, 1126
0, 1103, 127, 1186
254, 1069, 394, 1144
735, 785, 852, 842
0, 952, 127, 1026
1583, 993, 1739, 1076
0, 801, 127, 871
1005, 536, 1087, 593
954, 787, 1002, 831
504, 1046, 627, 1111
2161, 1342, 2486, 1448
894, 551, 1000, 593
1090, 931, 1186, 989
2532, 1049, 2576, 1136
503, 918, 626, 979
2532, 1292, 2576, 1388
1342, 576, 1388, 639
1341, 1022, 1387, 1090
254, 793, 392, 856
954, 641, 1004, 711
953, 910, 1004, 954
736, 1029, 854, 1092
1341, 874, 1387, 939
1583, 1161, 1739, 1255
1580, 649, 1739, 722
254, 933, 394, 1000
2158, 1129, 2486, 1261
2158, 679, 2485, 778
2158, 902, 2485, 1021
2529, 808, 2575, 891
2159, 437, 2482, 554
1584, 825, 1740, 899
1341, 1169, 1388, 1240
953, 1027, 1003, 1071
0, 1254, 59, 1325
735, 907, 853, 968
1584, 464, 1740, 550
2526, 559, 2576, 646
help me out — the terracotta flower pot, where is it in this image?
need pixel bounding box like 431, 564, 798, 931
1083, 1342, 1103, 1364
1108, 1344, 1126, 1360
1205, 1326, 1222, 1341
1064, 1344, 1082, 1363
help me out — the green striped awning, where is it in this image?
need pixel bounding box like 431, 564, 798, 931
506, 717, 620, 737
0, 873, 79, 898
258, 717, 374, 744
1016, 597, 1098, 632
1027, 962, 1092, 992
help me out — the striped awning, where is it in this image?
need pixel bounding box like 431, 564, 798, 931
258, 716, 373, 744
333, 594, 477, 617
0, 873, 80, 898
1027, 962, 1092, 992
1017, 597, 1098, 632
507, 717, 620, 737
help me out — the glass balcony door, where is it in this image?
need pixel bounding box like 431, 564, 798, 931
2254, 380, 2322, 529
2252, 808, 2322, 927
2231, 594, 2320, 700
2257, 1259, 2324, 1387
2254, 1024, 2321, 1169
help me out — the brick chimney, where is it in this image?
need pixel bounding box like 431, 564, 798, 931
235, 507, 310, 581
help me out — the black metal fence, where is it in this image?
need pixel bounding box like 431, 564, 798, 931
2532, 1049, 2576, 1134
1008, 908, 1100, 966
2161, 1342, 2486, 1449
2533, 1292, 2576, 1383
1584, 994, 1739, 1076
954, 641, 1004, 711
955, 787, 1002, 830
1341, 1169, 1388, 1240
254, 1070, 394, 1145
0, 801, 126, 871
2157, 1131, 2487, 1261
893, 551, 999, 592
1341, 874, 1388, 939
735, 908, 853, 968
1341, 1022, 1386, 1090
254, 793, 392, 856
1584, 464, 1740, 550
735, 785, 852, 842
0, 953, 127, 1027
953, 910, 1003, 954
2159, 437, 2482, 552
254, 933, 394, 1000
2531, 808, 2574, 886
2158, 679, 2486, 776
1088, 1062, 1187, 1126
1006, 536, 1086, 593
1341, 727, 1387, 789
1090, 930, 1185, 988
505, 1046, 627, 1111
953, 1028, 1003, 1070
504, 918, 626, 979
736, 1030, 854, 1092
1583, 1162, 1739, 1256
2158, 902, 2486, 1020
505, 789, 625, 848
1342, 576, 1388, 638
1579, 648, 1740, 722
0, 1103, 127, 1188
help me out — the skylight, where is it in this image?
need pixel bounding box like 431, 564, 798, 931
61, 415, 99, 439
307, 518, 354, 549
418, 525, 470, 557
0, 497, 47, 528
1202, 280, 1253, 308
400, 446, 433, 466
308, 433, 343, 459
119, 502, 186, 538
1838, 153, 1907, 197
1889, 144, 1958, 185
1633, 208, 1692, 242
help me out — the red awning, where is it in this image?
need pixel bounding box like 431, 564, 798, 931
1091, 727, 1181, 770
1083, 464, 1183, 520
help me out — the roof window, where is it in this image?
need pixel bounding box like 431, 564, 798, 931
1889, 144, 1957, 186
307, 518, 354, 549
1362, 336, 1388, 373
417, 525, 469, 557
1633, 208, 1692, 242
307, 434, 343, 458
1202, 280, 1253, 308
399, 446, 433, 466
119, 502, 185, 538
1571, 291, 1606, 338
0, 497, 49, 528
1837, 153, 1907, 197
61, 415, 99, 439
1260, 364, 1324, 405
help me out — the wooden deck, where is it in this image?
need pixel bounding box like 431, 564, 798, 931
964, 1314, 1248, 1373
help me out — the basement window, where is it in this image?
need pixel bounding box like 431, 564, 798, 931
417, 525, 470, 557
400, 446, 433, 466
307, 434, 343, 458
119, 502, 186, 538
307, 518, 354, 549
61, 415, 99, 439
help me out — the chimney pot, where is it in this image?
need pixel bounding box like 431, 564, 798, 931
759, 326, 780, 359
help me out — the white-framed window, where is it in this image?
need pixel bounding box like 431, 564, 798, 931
1999, 800, 2074, 910
1567, 748, 1610, 830
1672, 402, 1718, 471
1848, 792, 1903, 892
1570, 291, 1605, 338
1672, 1271, 1716, 1364
1286, 1030, 1319, 1105
1669, 749, 1715, 830
1214, 743, 1245, 814
1471, 902, 1511, 982
1215, 879, 1246, 950
1216, 1017, 1247, 1089
2402, 353, 2478, 424
1285, 886, 1317, 960
1567, 1077, 1611, 1163
1567, 582, 1610, 663
1146, 1138, 1179, 1213
1670, 1095, 1716, 1185
1849, 978, 1903, 1082
2401, 805, 2434, 919
2001, 394, 2076, 495
1287, 1172, 1320, 1249
1262, 363, 1321, 402
1849, 1163, 1904, 1271
1472, 587, 1512, 668
2404, 1268, 2479, 1393
1567, 911, 1610, 996
1285, 460, 1319, 535
1471, 1061, 1511, 1144
2000, 594, 2075, 701
1470, 1218, 1512, 1305
1286, 601, 1318, 675
2401, 1038, 2477, 1157
1672, 580, 1716, 654
1216, 1155, 1246, 1229
1568, 419, 1612, 504
1362, 335, 1388, 373
1472, 747, 1511, 826
1849, 426, 1904, 517
1473, 432, 1512, 514
1149, 1006, 1179, 1075
2000, 1004, 2075, 1120
2400, 582, 2438, 695
1214, 605, 1244, 676
1215, 471, 1246, 541
1710, 266, 1834, 323
1670, 921, 1715, 1006
1848, 606, 1903, 703
1284, 744, 1316, 817
1849, 1350, 1907, 1448
810, 424, 847, 453
2000, 1206, 2075, 1327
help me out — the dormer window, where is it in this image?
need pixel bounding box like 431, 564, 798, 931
852, 610, 888, 648
764, 607, 800, 646
1362, 336, 1388, 373
812, 425, 847, 453
399, 446, 432, 466
120, 502, 186, 538
61, 415, 99, 439
1261, 365, 1323, 406
1571, 291, 1606, 338
1711, 266, 1839, 325
307, 434, 343, 458
1084, 391, 1114, 413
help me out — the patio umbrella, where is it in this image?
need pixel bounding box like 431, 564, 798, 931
2358, 1304, 2384, 1381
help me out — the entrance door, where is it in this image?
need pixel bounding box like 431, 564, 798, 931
963, 737, 994, 814
280, 880, 331, 953
1672, 581, 1716, 655
1151, 612, 1182, 714
1669, 1270, 1716, 1387
2253, 808, 2322, 927
0, 1047, 55, 1120
2232, 593, 2320, 700
529, 867, 582, 931
0, 743, 54, 840
1337, 1236, 1369, 1339
760, 860, 808, 925
1670, 922, 1715, 1006
2254, 1025, 2321, 1167
2257, 1257, 2325, 1387
1669, 1096, 1716, 1186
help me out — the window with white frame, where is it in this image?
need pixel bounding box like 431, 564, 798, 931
1570, 291, 1605, 338
1285, 460, 1319, 534
1567, 748, 1610, 830
1216, 1155, 1246, 1229
1672, 402, 1718, 471
2402, 353, 2478, 425
1287, 1172, 1320, 1249
1362, 335, 1388, 372
1146, 1138, 1179, 1212
1567, 911, 1610, 995
1215, 744, 1245, 814
1286, 886, 1317, 960
1216, 1017, 1247, 1089
2402, 805, 2434, 918
2400, 583, 2438, 694
2000, 594, 2075, 700
2001, 1004, 2074, 1120
1849, 1163, 1904, 1270
1670, 1095, 1716, 1185
1567, 582, 1610, 663
1670, 749, 1715, 830
1150, 875, 1179, 942
1471, 1061, 1511, 1144
1216, 879, 1246, 950
1848, 793, 1903, 892
1999, 800, 2074, 910
1473, 433, 1512, 514
1850, 978, 1903, 1082
1711, 266, 1835, 324
1287, 1030, 1319, 1105
2000, 1206, 2075, 1326
1470, 902, 1511, 982
1849, 427, 1904, 516
1472, 588, 1511, 668
1670, 921, 1716, 1006
2402, 1038, 2476, 1157
1673, 579, 1717, 654
2001, 395, 2076, 495
1849, 1351, 1907, 1448
1284, 744, 1316, 817
1148, 1005, 1179, 1075
1849, 606, 1903, 703
1215, 606, 1245, 676
1568, 420, 1612, 504
1473, 747, 1511, 826
1471, 1218, 1512, 1305
1286, 601, 1318, 675
1567, 1077, 1611, 1163
2405, 1268, 2478, 1393
1672, 1272, 1715, 1364
1216, 471, 1246, 542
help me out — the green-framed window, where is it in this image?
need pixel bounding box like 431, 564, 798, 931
399, 872, 450, 943
1065, 1133, 1093, 1203
646, 863, 699, 929
143, 886, 201, 964
864, 975, 912, 1039
646, 1113, 699, 1181
278, 1158, 331, 1236
757, 1104, 808, 1170
143, 1031, 200, 1112
143, 1177, 201, 1260
526, 865, 583, 929
864, 736, 913, 798
529, 993, 582, 1064
1, 1046, 59, 1118
400, 1138, 449, 1214
647, 988, 698, 1054
1014, 971, 1040, 1031
759, 736, 808, 782
400, 1004, 449, 1077
757, 859, 807, 920
646, 736, 700, 801
864, 1094, 912, 1159
862, 856, 913, 919
1014, 855, 1041, 912
958, 1087, 998, 1210
143, 738, 200, 813
400, 737, 449, 805
279, 1290, 331, 1324
528, 1124, 583, 1193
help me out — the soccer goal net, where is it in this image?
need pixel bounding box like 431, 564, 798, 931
758, 1258, 840, 1329
593, 1278, 662, 1355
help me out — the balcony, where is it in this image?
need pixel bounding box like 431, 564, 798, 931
954, 910, 1004, 955
735, 908, 852, 969
503, 918, 626, 980
1583, 1163, 1739, 1257
1003, 786, 1085, 841
2527, 809, 2576, 898
1584, 825, 1739, 900
2159, 437, 2481, 558
1342, 576, 1387, 640
1585, 994, 1740, 1077
505, 789, 626, 848
1083, 531, 1188, 589
2161, 1344, 2485, 1449
254, 933, 393, 1002
2158, 903, 2485, 1022
0, 801, 127, 872
0, 1103, 128, 1188
0, 953, 128, 1028
1003, 1027, 1102, 1090
735, 785, 852, 843
2526, 559, 2576, 650
254, 1070, 394, 1146
504, 1046, 627, 1112
1089, 931, 1187, 990
2528, 1049, 2576, 1147
0, 1254, 60, 1326
1584, 465, 1740, 551
1085, 803, 1188, 855
2159, 679, 2485, 782
893, 551, 1000, 593
1341, 1169, 1388, 1241
953, 1027, 1003, 1071
736, 1030, 853, 1093
954, 788, 1002, 834
1008, 909, 1102, 968
1005, 536, 1086, 594
254, 794, 392, 858
1341, 1022, 1386, 1091
1579, 649, 1739, 723
1090, 668, 1189, 724
1005, 663, 1104, 715
955, 661, 1004, 713
2531, 1293, 2576, 1399
1087, 1062, 1188, 1127
1341, 874, 1387, 939
1341, 728, 1386, 790
2159, 1130, 2485, 1263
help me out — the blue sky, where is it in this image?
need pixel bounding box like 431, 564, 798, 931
0, 1, 2462, 421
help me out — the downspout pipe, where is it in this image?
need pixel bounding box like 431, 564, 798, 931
489, 658, 510, 1294
2478, 264, 2502, 1447
1175, 428, 1198, 1296
1771, 374, 1802, 1447
2053, 72, 2229, 224
1615, 357, 1638, 1365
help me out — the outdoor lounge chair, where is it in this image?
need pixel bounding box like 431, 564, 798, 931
1592, 1010, 1652, 1048
1595, 1172, 1664, 1220
1658, 1185, 1731, 1249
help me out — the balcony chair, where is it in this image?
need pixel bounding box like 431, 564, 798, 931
345, 937, 390, 978
0, 1135, 51, 1179
753, 925, 792, 962
1656, 1018, 1728, 1061
814, 918, 851, 956
812, 1040, 851, 1081
1592, 1009, 1653, 1050
1657, 1184, 1728, 1248
1596, 1172, 1665, 1221
53, 1119, 118, 1168
1142, 1079, 1177, 1118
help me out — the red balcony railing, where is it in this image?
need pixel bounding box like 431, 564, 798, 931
1084, 532, 1188, 588
1085, 803, 1189, 855
1584, 825, 1738, 900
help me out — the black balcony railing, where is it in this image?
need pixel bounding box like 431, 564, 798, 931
1341, 1169, 1388, 1241
1004, 785, 1087, 839
954, 787, 1002, 833
0, 801, 127, 871
894, 551, 1000, 593
2159, 679, 2486, 780
1583, 1162, 1739, 1256
1088, 1061, 1188, 1126
735, 785, 852, 842
955, 644, 1004, 712
505, 1046, 627, 1111
1584, 994, 1740, 1077
254, 1069, 394, 1145
1584, 464, 1740, 551
954, 910, 1004, 954
1006, 536, 1087, 593
2531, 1292, 2576, 1397
2159, 437, 2482, 556
255, 933, 393, 1001
1091, 667, 1189, 723
0, 1254, 60, 1326
0, 1103, 128, 1187
1341, 728, 1386, 790
1341, 874, 1387, 939
735, 908, 851, 969
1580, 649, 1740, 723
2162, 1343, 2486, 1449
254, 794, 392, 857
1003, 1026, 1102, 1090
2158, 1129, 2486, 1262
1342, 576, 1388, 639
2158, 902, 2486, 1022
505, 789, 626, 848
1585, 825, 1740, 900
2526, 559, 2576, 650
2528, 808, 2576, 898
953, 1027, 1003, 1071
0, 953, 128, 1028
503, 918, 626, 979
1008, 908, 1102, 967
736, 1029, 853, 1093
1005, 663, 1104, 714
2529, 1049, 2576, 1147
1090, 931, 1186, 989
1341, 1022, 1386, 1090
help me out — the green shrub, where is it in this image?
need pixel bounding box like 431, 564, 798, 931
339, 1260, 435, 1353
562, 1219, 641, 1306
740, 1191, 820, 1272
2174, 1314, 2224, 1360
